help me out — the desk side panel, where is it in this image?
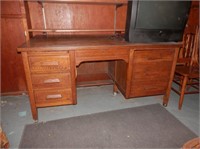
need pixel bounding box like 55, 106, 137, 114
128, 48, 176, 98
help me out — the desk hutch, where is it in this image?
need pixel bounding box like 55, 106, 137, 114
17, 0, 181, 120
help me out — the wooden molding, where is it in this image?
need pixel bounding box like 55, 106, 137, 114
1, 91, 28, 96
36, 0, 128, 4
1, 14, 26, 19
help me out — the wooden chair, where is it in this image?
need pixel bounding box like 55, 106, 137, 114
0, 127, 9, 148
172, 26, 199, 110
182, 137, 200, 149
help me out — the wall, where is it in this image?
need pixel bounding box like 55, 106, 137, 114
1, 0, 27, 95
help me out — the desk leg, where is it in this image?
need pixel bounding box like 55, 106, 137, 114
31, 104, 38, 121
163, 48, 179, 107
113, 84, 118, 96
70, 51, 77, 105
22, 52, 38, 120
113, 60, 118, 96
28, 90, 38, 120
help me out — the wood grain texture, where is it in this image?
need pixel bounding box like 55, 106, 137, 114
182, 137, 200, 149
129, 49, 176, 98
34, 89, 73, 107
27, 1, 44, 36
34, 0, 127, 4
2, 0, 198, 96
78, 62, 108, 74
115, 60, 127, 94
45, 4, 114, 29
18, 35, 181, 120
1, 0, 29, 94
27, 1, 127, 36
116, 4, 127, 29
69, 51, 77, 104
1, 18, 26, 93
25, 0, 127, 87
114, 47, 180, 99
28, 55, 70, 73
76, 61, 115, 87
75, 48, 129, 66
23, 51, 75, 119
184, 1, 199, 33
21, 52, 38, 120
17, 35, 182, 51
1, 1, 22, 15
77, 62, 109, 84
31, 73, 71, 89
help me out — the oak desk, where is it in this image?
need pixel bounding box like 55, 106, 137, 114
18, 35, 181, 120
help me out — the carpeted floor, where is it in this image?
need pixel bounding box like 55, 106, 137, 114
19, 104, 197, 148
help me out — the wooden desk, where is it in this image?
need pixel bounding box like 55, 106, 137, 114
17, 35, 181, 120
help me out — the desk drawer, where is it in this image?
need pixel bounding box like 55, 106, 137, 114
132, 61, 172, 81
29, 55, 70, 73
130, 80, 167, 97
34, 89, 73, 107
32, 73, 71, 89
75, 48, 129, 65
133, 49, 174, 63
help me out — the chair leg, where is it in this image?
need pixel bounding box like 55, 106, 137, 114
179, 76, 183, 91
179, 76, 188, 110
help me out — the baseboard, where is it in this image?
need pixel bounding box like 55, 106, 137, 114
1, 91, 28, 96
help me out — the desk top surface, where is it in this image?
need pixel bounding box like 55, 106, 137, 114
18, 35, 182, 52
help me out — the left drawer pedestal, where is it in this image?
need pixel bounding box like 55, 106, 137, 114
21, 52, 75, 120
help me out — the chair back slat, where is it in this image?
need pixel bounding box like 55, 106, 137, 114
190, 26, 199, 70
183, 33, 195, 58
178, 25, 199, 67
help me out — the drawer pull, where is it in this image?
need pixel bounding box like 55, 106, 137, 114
43, 78, 60, 84
41, 61, 59, 66
46, 94, 62, 99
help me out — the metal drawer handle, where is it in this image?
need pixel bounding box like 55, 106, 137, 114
41, 61, 59, 66
43, 78, 60, 84
46, 94, 62, 99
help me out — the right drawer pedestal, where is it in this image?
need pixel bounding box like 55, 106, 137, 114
115, 48, 176, 98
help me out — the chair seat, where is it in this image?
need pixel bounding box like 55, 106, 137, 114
175, 66, 199, 78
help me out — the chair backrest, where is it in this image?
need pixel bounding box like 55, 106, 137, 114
177, 25, 199, 66
190, 26, 199, 70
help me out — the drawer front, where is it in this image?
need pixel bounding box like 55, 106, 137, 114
29, 55, 70, 73
34, 89, 73, 107
75, 48, 130, 65
133, 49, 174, 63
132, 61, 173, 81
130, 80, 167, 97
32, 73, 71, 89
